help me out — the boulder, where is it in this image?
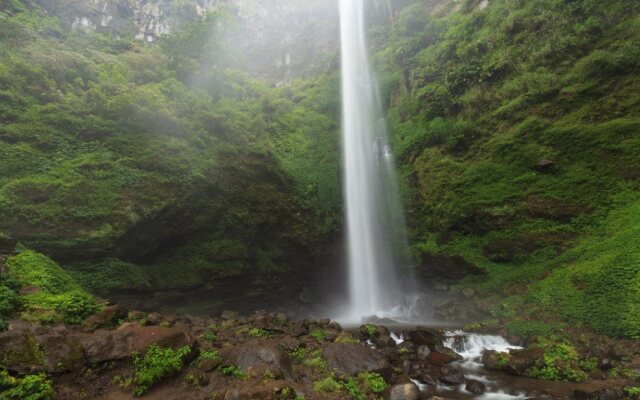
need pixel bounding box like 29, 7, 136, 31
389, 382, 421, 400
573, 388, 624, 400
321, 343, 391, 377
406, 328, 444, 349
504, 348, 544, 376
537, 159, 557, 172
220, 339, 293, 380
426, 346, 462, 365
439, 366, 465, 385
465, 379, 486, 394
0, 236, 16, 253
0, 323, 84, 373
83, 305, 127, 330
82, 325, 191, 362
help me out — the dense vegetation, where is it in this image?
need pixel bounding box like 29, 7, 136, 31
0, 0, 639, 343
0, 0, 341, 311
373, 0, 640, 337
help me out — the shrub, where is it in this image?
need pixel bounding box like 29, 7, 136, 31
220, 365, 246, 380
0, 370, 53, 400
248, 327, 272, 337
130, 345, 192, 396
7, 251, 100, 324
309, 329, 327, 342
313, 376, 342, 393
359, 372, 387, 393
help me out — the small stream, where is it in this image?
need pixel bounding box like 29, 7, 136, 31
391, 330, 600, 400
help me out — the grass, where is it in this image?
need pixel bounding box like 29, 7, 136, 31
375, 0, 640, 339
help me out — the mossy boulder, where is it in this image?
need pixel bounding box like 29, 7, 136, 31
6, 251, 100, 324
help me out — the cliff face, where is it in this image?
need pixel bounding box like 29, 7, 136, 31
36, 0, 340, 82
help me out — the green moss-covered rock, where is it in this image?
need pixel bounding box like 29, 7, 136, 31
6, 251, 100, 324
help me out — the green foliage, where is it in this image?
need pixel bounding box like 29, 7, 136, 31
130, 345, 191, 396
364, 324, 377, 338
0, 285, 18, 328
65, 259, 150, 295
0, 3, 340, 301
289, 348, 327, 373
377, 0, 640, 339
312, 376, 342, 393
312, 372, 387, 398
309, 329, 327, 342
220, 365, 246, 380
625, 387, 640, 398
6, 251, 99, 324
0, 370, 53, 400
200, 331, 217, 342
359, 372, 387, 394
248, 327, 272, 337
526, 340, 587, 382
197, 350, 220, 362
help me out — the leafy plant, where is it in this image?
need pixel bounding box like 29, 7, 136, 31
130, 345, 192, 396
0, 371, 53, 400
309, 329, 327, 342
220, 365, 246, 380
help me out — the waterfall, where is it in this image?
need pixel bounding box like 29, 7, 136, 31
339, 0, 409, 320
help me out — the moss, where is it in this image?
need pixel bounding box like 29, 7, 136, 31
6, 251, 100, 324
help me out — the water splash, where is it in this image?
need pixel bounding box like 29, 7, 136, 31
338, 0, 409, 322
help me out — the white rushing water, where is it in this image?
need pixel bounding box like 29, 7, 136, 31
441, 331, 528, 399
339, 0, 409, 321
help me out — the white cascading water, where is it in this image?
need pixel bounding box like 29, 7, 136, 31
339, 0, 409, 321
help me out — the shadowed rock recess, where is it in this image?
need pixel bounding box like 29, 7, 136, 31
1, 0, 640, 398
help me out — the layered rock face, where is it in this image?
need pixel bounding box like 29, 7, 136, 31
36, 0, 340, 81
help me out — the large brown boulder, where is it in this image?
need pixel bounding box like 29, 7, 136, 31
504, 348, 544, 376
0, 320, 193, 373
321, 343, 391, 377
406, 327, 444, 350
0, 322, 84, 373
220, 339, 293, 380
389, 382, 421, 400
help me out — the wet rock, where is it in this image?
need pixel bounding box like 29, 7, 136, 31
221, 381, 288, 400
83, 305, 126, 330
374, 334, 397, 348
418, 253, 485, 281
198, 356, 221, 372
537, 159, 557, 172
389, 382, 421, 400
416, 345, 431, 360
221, 310, 239, 320
462, 288, 476, 298
82, 325, 192, 362
573, 388, 624, 400
439, 366, 465, 385
481, 350, 505, 370
598, 358, 614, 370
0, 236, 17, 253
427, 346, 463, 366
503, 348, 544, 376
406, 327, 444, 349
290, 321, 308, 337
321, 342, 391, 377
465, 379, 486, 394
220, 339, 292, 380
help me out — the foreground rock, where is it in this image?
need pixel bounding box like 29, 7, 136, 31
220, 338, 293, 380
321, 342, 391, 377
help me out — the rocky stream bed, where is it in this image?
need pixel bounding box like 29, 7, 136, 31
1, 305, 638, 400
